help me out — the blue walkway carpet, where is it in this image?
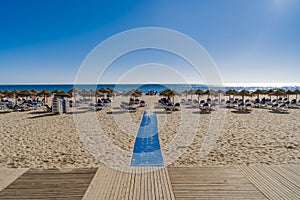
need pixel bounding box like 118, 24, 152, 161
131, 110, 164, 166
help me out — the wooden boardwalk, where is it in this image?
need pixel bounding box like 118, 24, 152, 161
0, 165, 299, 199
83, 166, 175, 200
0, 168, 97, 199
168, 166, 266, 199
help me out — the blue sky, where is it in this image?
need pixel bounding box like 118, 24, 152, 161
0, 0, 300, 84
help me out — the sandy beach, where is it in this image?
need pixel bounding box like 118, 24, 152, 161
0, 95, 299, 169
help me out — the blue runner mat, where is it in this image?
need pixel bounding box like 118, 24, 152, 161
131, 110, 164, 166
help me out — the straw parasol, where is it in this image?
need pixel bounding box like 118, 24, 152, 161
160, 89, 180, 104
124, 89, 143, 97
95, 91, 105, 103
204, 90, 216, 99
54, 91, 70, 98
187, 89, 195, 99
266, 89, 274, 99
98, 87, 111, 95
237, 89, 251, 102
182, 90, 189, 99
67, 88, 79, 96
252, 89, 266, 99
18, 90, 33, 100
38, 90, 52, 103
216, 89, 225, 101
11, 90, 19, 103
31, 90, 38, 95
52, 89, 61, 93
225, 89, 237, 99
285, 90, 296, 101
294, 89, 300, 101
195, 89, 204, 101
270, 90, 286, 102
2, 90, 11, 97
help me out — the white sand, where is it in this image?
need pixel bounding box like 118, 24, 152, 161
0, 95, 299, 168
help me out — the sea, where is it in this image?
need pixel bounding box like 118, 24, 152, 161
0, 84, 299, 93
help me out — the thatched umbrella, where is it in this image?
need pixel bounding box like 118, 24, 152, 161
195, 89, 204, 101
18, 90, 33, 100
52, 89, 61, 93
124, 89, 143, 97
54, 91, 70, 98
285, 90, 295, 101
2, 90, 11, 97
237, 89, 251, 103
266, 89, 274, 99
216, 89, 225, 102
160, 89, 180, 104
252, 89, 266, 100
270, 90, 286, 102
38, 90, 52, 103
98, 87, 111, 95
11, 90, 19, 103
67, 88, 79, 96
187, 89, 195, 99
31, 90, 38, 95
182, 90, 189, 99
294, 89, 300, 101
204, 90, 216, 99
95, 91, 105, 103
98, 87, 113, 99
225, 89, 237, 99
79, 89, 89, 97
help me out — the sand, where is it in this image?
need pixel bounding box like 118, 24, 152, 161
0, 95, 299, 168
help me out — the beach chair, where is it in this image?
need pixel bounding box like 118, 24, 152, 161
245, 103, 252, 111
278, 103, 288, 112
192, 99, 199, 105
140, 100, 146, 107
120, 104, 137, 112
201, 103, 211, 113
210, 103, 217, 111
237, 103, 245, 111
220, 99, 225, 105
95, 103, 105, 111
0, 104, 12, 113
164, 103, 173, 113
289, 99, 298, 108
134, 99, 140, 104
44, 104, 52, 112
174, 102, 181, 111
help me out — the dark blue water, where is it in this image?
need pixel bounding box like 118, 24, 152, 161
0, 84, 299, 93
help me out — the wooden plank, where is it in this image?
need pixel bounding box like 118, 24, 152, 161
0, 168, 96, 199
110, 167, 122, 200
128, 167, 135, 200
238, 165, 300, 200
104, 168, 118, 199
0, 168, 29, 191
154, 167, 164, 199
150, 167, 156, 200
162, 167, 175, 200
83, 166, 108, 200
286, 164, 300, 176
168, 166, 267, 199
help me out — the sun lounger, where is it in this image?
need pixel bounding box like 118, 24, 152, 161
174, 102, 181, 111
140, 100, 146, 107
120, 104, 137, 112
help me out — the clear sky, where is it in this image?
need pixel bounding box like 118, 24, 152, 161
0, 0, 300, 85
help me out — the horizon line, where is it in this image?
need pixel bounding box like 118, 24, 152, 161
0, 82, 300, 87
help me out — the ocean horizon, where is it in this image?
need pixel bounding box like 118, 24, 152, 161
0, 83, 299, 93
